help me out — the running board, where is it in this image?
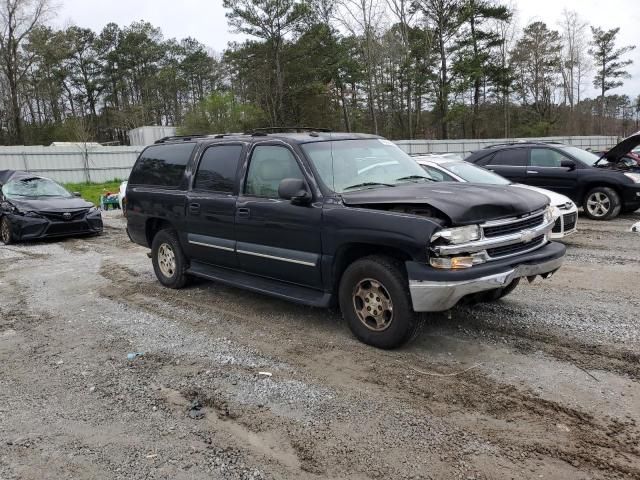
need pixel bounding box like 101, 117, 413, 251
187, 261, 332, 308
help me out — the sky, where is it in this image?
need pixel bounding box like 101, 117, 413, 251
55, 0, 640, 99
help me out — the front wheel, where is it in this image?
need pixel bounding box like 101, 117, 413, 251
339, 255, 418, 349
1, 217, 14, 245
582, 187, 621, 220
151, 229, 190, 289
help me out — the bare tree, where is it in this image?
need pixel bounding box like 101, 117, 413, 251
335, 0, 385, 134
558, 10, 590, 111
0, 0, 53, 144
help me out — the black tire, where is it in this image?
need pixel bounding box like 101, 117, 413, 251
0, 216, 14, 245
339, 255, 417, 349
151, 229, 190, 289
465, 278, 520, 304
582, 187, 621, 220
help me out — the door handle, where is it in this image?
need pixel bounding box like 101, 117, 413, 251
526, 170, 539, 174
237, 207, 250, 218
189, 203, 201, 214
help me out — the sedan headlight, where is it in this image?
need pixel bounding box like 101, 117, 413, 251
624, 173, 640, 183
543, 205, 557, 223
431, 224, 481, 244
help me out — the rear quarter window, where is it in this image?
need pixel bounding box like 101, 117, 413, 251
129, 143, 196, 187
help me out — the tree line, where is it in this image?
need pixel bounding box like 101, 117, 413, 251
0, 0, 637, 146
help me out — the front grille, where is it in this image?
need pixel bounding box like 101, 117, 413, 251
39, 209, 89, 221
563, 212, 577, 231
46, 221, 90, 236
483, 212, 544, 238
552, 218, 562, 233
487, 235, 545, 258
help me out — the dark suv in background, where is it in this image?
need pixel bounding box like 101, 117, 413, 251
126, 130, 565, 348
465, 136, 640, 220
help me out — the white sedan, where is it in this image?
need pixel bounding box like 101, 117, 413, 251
414, 155, 578, 239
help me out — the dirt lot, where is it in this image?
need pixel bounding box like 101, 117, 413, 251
1, 211, 639, 480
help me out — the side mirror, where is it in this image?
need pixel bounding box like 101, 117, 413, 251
560, 159, 576, 171
278, 178, 312, 205
73, 192, 82, 197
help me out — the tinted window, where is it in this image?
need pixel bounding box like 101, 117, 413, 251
129, 143, 195, 187
245, 146, 303, 198
194, 145, 243, 192
488, 149, 527, 166
530, 148, 567, 167
421, 165, 455, 182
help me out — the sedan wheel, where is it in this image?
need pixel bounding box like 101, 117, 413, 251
586, 192, 611, 218
1, 217, 13, 245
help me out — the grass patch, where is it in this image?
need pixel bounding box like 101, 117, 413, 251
64, 180, 122, 205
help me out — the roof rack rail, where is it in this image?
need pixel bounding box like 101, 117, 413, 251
482, 140, 566, 149
154, 134, 209, 144
247, 126, 332, 136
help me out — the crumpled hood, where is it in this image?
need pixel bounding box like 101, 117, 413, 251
8, 196, 94, 212
603, 132, 640, 161
341, 182, 549, 225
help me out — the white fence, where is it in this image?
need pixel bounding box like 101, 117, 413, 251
0, 145, 143, 184
0, 135, 620, 184
394, 136, 618, 156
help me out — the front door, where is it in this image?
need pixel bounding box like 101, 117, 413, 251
235, 144, 323, 289
526, 148, 578, 197
186, 143, 244, 269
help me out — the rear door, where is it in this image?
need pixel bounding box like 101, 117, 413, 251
185, 143, 244, 269
526, 148, 578, 197
235, 143, 323, 289
483, 148, 528, 183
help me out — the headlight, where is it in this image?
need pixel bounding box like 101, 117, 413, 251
543, 206, 556, 223
23, 211, 42, 218
88, 206, 99, 213
431, 224, 481, 244
624, 173, 640, 183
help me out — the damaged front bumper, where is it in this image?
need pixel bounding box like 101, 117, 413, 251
407, 241, 566, 312
6, 210, 103, 241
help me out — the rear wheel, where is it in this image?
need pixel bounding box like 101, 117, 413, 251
151, 229, 190, 289
0, 217, 14, 245
339, 255, 417, 349
582, 187, 621, 220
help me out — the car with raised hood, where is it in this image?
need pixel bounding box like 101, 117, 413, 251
0, 170, 103, 245
464, 133, 640, 220
413, 155, 578, 239
126, 129, 566, 349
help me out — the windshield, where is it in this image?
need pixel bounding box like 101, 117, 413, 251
301, 139, 432, 192
1, 177, 72, 199
441, 162, 511, 185
560, 146, 603, 166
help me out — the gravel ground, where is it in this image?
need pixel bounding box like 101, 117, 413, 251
1, 210, 639, 479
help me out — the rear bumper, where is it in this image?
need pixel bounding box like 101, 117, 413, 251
407, 242, 566, 312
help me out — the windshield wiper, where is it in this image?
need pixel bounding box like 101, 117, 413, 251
343, 182, 396, 191
395, 175, 434, 183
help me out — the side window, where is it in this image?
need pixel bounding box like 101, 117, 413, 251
245, 145, 304, 198
129, 143, 195, 187
488, 149, 527, 167
194, 145, 243, 192
421, 165, 455, 182
530, 148, 566, 167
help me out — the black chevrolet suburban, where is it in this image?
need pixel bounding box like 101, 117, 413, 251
126, 130, 566, 348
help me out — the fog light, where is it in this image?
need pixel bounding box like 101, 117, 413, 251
430, 256, 475, 269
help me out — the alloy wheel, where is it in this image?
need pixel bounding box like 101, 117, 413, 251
586, 192, 611, 218
157, 243, 176, 278
352, 278, 394, 332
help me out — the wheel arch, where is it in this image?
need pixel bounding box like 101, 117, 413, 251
145, 217, 174, 247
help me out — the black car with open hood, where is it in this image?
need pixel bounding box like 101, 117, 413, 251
465, 135, 640, 220
0, 170, 103, 244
